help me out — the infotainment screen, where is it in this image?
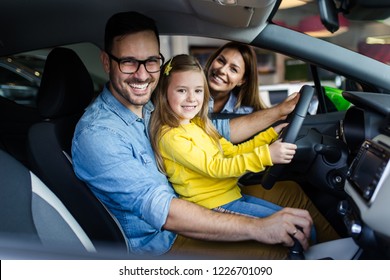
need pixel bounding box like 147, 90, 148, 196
348, 140, 390, 203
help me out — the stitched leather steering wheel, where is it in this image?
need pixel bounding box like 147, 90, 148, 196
260, 85, 315, 190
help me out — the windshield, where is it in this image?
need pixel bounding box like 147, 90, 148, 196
273, 1, 390, 65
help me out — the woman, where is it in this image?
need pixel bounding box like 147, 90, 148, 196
204, 41, 268, 114
203, 41, 299, 144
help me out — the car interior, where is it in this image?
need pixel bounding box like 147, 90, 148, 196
1, 0, 390, 260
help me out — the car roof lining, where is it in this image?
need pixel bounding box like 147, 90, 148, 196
0, 0, 276, 56
2, 0, 389, 91
2, 0, 390, 56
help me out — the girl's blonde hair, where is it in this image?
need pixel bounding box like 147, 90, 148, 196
204, 41, 267, 111
150, 54, 221, 173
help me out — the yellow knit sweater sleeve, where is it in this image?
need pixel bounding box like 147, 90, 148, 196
221, 127, 278, 157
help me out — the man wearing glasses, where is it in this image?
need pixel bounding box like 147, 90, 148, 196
72, 11, 330, 259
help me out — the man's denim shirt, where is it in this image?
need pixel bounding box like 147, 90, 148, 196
72, 87, 177, 255
209, 92, 253, 141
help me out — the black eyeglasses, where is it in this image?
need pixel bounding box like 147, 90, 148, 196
107, 53, 165, 74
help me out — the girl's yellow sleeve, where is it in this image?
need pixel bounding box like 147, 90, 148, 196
159, 127, 273, 179
221, 127, 278, 157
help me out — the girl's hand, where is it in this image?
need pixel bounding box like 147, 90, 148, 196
269, 139, 297, 164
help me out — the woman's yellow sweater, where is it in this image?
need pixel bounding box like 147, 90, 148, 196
159, 122, 278, 209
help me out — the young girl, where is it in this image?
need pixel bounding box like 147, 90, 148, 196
149, 54, 297, 218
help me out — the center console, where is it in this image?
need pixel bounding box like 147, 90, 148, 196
340, 134, 390, 257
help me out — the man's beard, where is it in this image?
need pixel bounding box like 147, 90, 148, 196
111, 77, 155, 106
119, 90, 151, 106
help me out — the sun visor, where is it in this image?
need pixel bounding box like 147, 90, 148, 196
188, 0, 276, 28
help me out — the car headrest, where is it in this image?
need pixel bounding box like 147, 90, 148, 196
37, 47, 95, 119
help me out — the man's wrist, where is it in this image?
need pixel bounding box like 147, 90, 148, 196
268, 105, 283, 121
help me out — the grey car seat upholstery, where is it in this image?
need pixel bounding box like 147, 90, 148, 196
27, 47, 128, 252
0, 149, 95, 253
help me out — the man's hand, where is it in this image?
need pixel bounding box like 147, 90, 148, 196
229, 93, 300, 144
251, 207, 313, 250
165, 199, 312, 249
275, 92, 300, 120
273, 122, 288, 134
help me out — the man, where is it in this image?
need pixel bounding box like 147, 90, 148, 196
72, 11, 337, 259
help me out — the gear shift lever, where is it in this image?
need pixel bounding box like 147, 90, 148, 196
287, 228, 305, 260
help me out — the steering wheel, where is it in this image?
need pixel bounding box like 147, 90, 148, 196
260, 85, 315, 190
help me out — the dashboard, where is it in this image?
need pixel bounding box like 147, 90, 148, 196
219, 89, 390, 258
340, 91, 390, 258
340, 91, 389, 157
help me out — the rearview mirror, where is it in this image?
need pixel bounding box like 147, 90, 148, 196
318, 0, 339, 33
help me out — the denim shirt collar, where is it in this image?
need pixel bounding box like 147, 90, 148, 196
208, 91, 253, 114
220, 93, 238, 113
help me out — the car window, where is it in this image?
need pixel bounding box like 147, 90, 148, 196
272, 2, 390, 101
0, 65, 37, 86
260, 58, 352, 114
0, 59, 40, 107
0, 42, 107, 108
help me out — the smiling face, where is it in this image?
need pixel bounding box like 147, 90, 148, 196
102, 30, 160, 116
207, 47, 246, 96
167, 70, 205, 124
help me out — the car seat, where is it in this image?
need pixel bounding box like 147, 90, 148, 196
0, 149, 96, 254
0, 95, 41, 167
27, 47, 128, 252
